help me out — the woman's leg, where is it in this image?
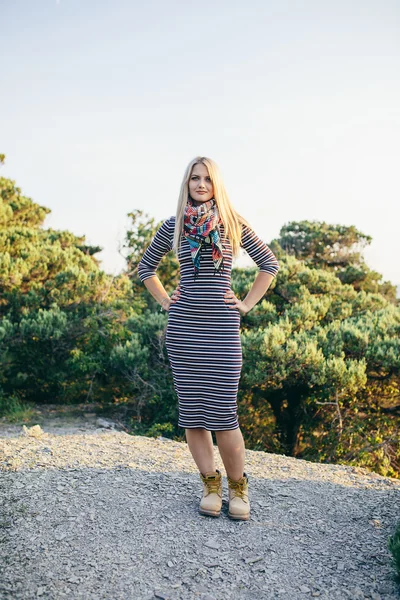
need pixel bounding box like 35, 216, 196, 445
185, 428, 216, 475
215, 427, 245, 481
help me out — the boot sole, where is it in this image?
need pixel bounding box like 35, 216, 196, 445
199, 508, 221, 517
228, 511, 250, 521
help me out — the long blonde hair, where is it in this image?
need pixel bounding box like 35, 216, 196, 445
172, 156, 251, 259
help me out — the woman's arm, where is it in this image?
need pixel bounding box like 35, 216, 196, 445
224, 223, 279, 314
142, 275, 174, 310
242, 271, 274, 311
138, 217, 180, 310
224, 271, 275, 314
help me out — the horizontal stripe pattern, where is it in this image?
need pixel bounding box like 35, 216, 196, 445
138, 216, 279, 431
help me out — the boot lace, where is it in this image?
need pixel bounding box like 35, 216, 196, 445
228, 478, 248, 500
201, 475, 221, 496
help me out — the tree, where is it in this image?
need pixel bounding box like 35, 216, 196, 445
273, 220, 397, 302
0, 155, 136, 406
235, 256, 400, 476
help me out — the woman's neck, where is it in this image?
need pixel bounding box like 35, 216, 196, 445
189, 196, 214, 207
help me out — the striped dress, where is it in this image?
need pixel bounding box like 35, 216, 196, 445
138, 216, 279, 431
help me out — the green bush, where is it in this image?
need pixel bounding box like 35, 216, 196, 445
0, 391, 35, 422
388, 521, 400, 581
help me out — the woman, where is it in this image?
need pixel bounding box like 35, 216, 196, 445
138, 156, 279, 521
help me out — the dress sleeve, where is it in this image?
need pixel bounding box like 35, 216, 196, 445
240, 223, 280, 277
137, 217, 174, 282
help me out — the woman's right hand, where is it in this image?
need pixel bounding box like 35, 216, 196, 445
161, 285, 181, 311
169, 285, 181, 306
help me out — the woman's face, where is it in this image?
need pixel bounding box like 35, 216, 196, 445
188, 163, 214, 204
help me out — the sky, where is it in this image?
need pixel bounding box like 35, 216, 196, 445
1, 0, 399, 285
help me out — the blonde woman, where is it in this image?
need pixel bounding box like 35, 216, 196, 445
138, 156, 279, 520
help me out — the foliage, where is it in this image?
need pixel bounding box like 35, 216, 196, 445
388, 521, 400, 581
0, 158, 139, 409
235, 257, 400, 477
110, 310, 177, 427
0, 160, 178, 438
272, 220, 397, 302
0, 389, 35, 423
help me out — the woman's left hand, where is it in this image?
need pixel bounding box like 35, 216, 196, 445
224, 289, 250, 316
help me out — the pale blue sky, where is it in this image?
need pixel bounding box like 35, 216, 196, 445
1, 0, 399, 285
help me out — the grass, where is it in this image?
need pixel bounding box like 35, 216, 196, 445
0, 395, 37, 423
388, 521, 400, 582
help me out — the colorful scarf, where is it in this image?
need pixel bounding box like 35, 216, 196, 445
183, 197, 224, 277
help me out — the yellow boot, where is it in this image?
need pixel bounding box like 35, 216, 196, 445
199, 469, 222, 517
227, 472, 250, 521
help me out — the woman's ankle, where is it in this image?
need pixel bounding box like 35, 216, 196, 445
200, 468, 218, 477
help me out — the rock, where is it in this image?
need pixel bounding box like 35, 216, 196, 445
21, 424, 45, 438
204, 539, 219, 550
245, 556, 263, 565
96, 418, 115, 429
2, 426, 400, 600
300, 585, 311, 593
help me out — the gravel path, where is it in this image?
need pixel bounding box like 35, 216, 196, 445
1, 422, 399, 600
